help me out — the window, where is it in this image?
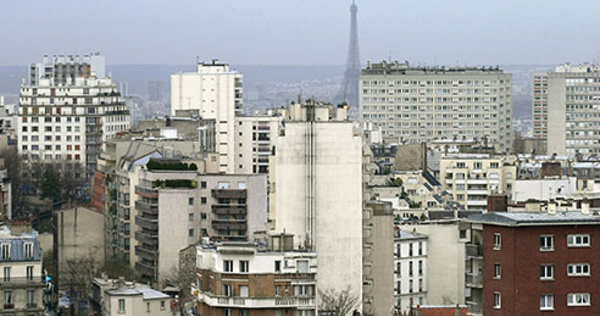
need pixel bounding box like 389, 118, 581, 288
240, 260, 249, 273
494, 263, 501, 279
223, 260, 233, 272
567, 234, 590, 247
275, 260, 281, 272
200, 181, 207, 189
540, 294, 554, 311
188, 229, 194, 237
494, 292, 501, 309
200, 213, 207, 220
409, 261, 413, 276
418, 242, 423, 255
160, 301, 165, 310
294, 285, 313, 296
201, 197, 207, 204
540, 265, 554, 280
418, 260, 423, 275
3, 267, 10, 282
4, 290, 12, 305
147, 302, 150, 312
222, 284, 233, 297
567, 264, 590, 276
239, 285, 249, 297
1, 244, 9, 259
275, 285, 282, 296
223, 309, 233, 316
540, 235, 554, 251
409, 280, 413, 293
118, 299, 125, 313
188, 213, 194, 221
494, 233, 501, 250
240, 310, 249, 316
27, 290, 34, 306
567, 293, 590, 306
297, 260, 309, 273
26, 266, 33, 280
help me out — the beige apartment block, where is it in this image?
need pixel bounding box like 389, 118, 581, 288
360, 61, 512, 151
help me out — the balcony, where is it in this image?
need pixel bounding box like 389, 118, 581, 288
135, 200, 158, 217
212, 204, 246, 215
0, 277, 44, 288
466, 274, 483, 288
135, 261, 156, 278
135, 186, 158, 199
466, 244, 483, 258
194, 291, 316, 309
135, 231, 158, 246
212, 221, 247, 231
135, 216, 158, 231
135, 245, 158, 261
212, 189, 246, 199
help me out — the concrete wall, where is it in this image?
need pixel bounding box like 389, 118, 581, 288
413, 223, 466, 306
546, 75, 567, 156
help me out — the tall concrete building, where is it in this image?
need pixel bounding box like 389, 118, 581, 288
532, 73, 548, 140
269, 101, 364, 309
234, 113, 282, 174
171, 60, 243, 173
546, 63, 600, 156
18, 54, 131, 179
360, 61, 513, 151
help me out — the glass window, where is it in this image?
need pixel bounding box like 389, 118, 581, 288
540, 294, 554, 310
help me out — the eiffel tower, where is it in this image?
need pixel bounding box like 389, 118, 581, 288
338, 0, 361, 113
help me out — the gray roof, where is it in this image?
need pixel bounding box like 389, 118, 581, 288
106, 285, 170, 300
395, 229, 428, 240
468, 211, 600, 227
0, 227, 42, 263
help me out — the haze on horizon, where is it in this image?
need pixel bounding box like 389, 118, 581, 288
2, 0, 600, 67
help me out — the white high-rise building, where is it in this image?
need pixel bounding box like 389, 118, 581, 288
546, 63, 600, 156
18, 54, 131, 179
171, 60, 243, 173
270, 101, 363, 308
360, 61, 513, 151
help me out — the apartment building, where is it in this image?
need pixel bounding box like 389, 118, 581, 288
439, 154, 517, 212
469, 208, 600, 315
90, 277, 175, 316
29, 53, 105, 86
394, 229, 428, 314
17, 54, 131, 179
171, 60, 243, 173
134, 164, 267, 285
360, 61, 512, 151
191, 241, 317, 316
546, 63, 600, 156
269, 101, 363, 305
0, 225, 45, 315
234, 113, 282, 174
532, 73, 549, 140
0, 160, 11, 221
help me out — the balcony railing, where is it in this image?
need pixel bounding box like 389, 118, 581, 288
135, 186, 158, 199
212, 189, 247, 199
212, 204, 246, 215
466, 274, 483, 288
135, 216, 158, 231
135, 261, 156, 278
135, 246, 158, 261
135, 200, 159, 217
212, 221, 247, 230
0, 277, 44, 288
194, 291, 316, 309
466, 244, 483, 258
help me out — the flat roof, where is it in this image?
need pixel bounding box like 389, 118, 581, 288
469, 211, 600, 227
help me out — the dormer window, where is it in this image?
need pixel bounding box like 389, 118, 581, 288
1, 244, 10, 260
24, 243, 33, 259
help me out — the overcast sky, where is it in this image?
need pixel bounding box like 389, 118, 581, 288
2, 0, 600, 66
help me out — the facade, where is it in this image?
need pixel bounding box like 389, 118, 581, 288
29, 53, 105, 86
134, 166, 267, 285
546, 63, 600, 156
90, 278, 174, 316
439, 154, 517, 212
233, 113, 282, 174
0, 225, 45, 315
393, 229, 428, 314
469, 210, 600, 315
171, 60, 243, 173
191, 241, 317, 316
532, 73, 548, 140
269, 101, 363, 305
360, 61, 513, 151
18, 55, 131, 179
0, 160, 11, 221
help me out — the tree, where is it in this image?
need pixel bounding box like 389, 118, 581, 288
0, 148, 27, 216
318, 286, 360, 316
62, 249, 100, 314
41, 166, 61, 201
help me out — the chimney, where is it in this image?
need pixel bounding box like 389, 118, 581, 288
548, 200, 557, 215
118, 276, 125, 288
582, 199, 590, 215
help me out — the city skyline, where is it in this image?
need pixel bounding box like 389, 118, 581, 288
2, 0, 600, 66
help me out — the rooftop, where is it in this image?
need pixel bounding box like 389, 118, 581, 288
394, 229, 428, 240
363, 60, 505, 75
469, 211, 600, 227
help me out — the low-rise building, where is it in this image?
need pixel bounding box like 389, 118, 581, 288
0, 224, 44, 315
191, 240, 317, 316
90, 277, 175, 316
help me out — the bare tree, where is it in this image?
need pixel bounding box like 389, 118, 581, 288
62, 249, 100, 313
0, 148, 27, 216
318, 285, 360, 316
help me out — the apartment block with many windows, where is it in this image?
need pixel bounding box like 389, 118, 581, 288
469, 208, 600, 315
360, 61, 512, 151
532, 73, 548, 140
393, 230, 428, 314
191, 240, 317, 316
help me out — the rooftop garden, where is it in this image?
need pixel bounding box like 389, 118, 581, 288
147, 159, 198, 171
